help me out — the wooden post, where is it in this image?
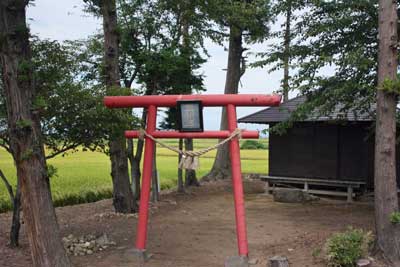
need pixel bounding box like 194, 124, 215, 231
265, 181, 270, 194
304, 182, 309, 192
347, 186, 353, 203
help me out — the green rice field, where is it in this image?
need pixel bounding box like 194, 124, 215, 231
0, 139, 268, 212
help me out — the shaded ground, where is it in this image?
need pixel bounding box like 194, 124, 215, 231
0, 180, 381, 267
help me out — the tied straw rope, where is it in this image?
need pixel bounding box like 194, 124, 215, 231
138, 128, 243, 170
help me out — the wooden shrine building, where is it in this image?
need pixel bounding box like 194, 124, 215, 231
238, 95, 400, 200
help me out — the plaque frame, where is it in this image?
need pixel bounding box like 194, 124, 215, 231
177, 100, 204, 132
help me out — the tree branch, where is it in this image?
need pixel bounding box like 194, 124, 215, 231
0, 169, 14, 204
45, 144, 78, 160
0, 142, 11, 154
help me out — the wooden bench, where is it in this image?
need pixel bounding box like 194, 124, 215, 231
260, 175, 366, 202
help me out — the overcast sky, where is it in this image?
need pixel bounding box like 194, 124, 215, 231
27, 0, 286, 131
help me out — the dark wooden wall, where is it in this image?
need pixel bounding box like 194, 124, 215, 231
269, 122, 379, 188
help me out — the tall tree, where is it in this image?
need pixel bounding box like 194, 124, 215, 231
268, 1, 379, 135
0, 1, 71, 266
84, 0, 136, 213
281, 1, 291, 102
204, 0, 272, 180
253, 0, 307, 102
0, 37, 112, 247
205, 25, 243, 180
144, 0, 207, 188
262, 1, 400, 261
101, 0, 135, 213
374, 0, 400, 263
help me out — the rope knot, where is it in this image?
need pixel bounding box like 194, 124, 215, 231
138, 129, 146, 140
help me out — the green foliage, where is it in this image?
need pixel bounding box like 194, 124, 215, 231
106, 86, 131, 96
82, 0, 103, 17
0, 199, 12, 213
266, 0, 380, 133
20, 148, 33, 161
46, 164, 58, 179
17, 59, 32, 73
252, 0, 307, 94
240, 140, 267, 150
312, 247, 322, 258
32, 96, 47, 110
206, 0, 272, 43
379, 77, 400, 95
390, 212, 400, 224
1, 37, 128, 158
325, 228, 373, 267
30, 38, 115, 156
16, 119, 32, 129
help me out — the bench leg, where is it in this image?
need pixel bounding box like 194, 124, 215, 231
304, 182, 309, 192
347, 186, 353, 203
264, 181, 270, 194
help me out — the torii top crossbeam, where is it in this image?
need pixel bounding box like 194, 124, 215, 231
104, 94, 281, 108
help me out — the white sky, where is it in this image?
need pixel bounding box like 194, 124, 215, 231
27, 0, 287, 132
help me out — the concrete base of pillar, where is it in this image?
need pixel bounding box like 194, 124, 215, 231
224, 256, 249, 267
132, 249, 152, 262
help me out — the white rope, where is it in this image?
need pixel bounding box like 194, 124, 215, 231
139, 129, 242, 170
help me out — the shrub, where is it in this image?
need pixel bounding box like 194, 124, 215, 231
240, 140, 267, 150
52, 189, 113, 207
0, 199, 12, 213
325, 228, 373, 267
390, 211, 400, 224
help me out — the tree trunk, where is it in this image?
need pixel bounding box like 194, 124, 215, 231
184, 138, 199, 186
126, 139, 137, 204
132, 144, 142, 201
374, 0, 400, 264
151, 144, 159, 202
0, 1, 71, 266
10, 178, 21, 248
131, 109, 148, 201
177, 138, 185, 193
0, 169, 21, 247
101, 0, 135, 213
203, 25, 243, 181
282, 0, 292, 102
179, 6, 199, 186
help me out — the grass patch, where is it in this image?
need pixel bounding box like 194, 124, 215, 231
0, 139, 269, 212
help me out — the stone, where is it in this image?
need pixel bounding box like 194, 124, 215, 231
269, 256, 289, 267
224, 256, 249, 267
273, 189, 317, 203
63, 232, 116, 257
248, 258, 258, 265
357, 259, 371, 267
96, 234, 110, 246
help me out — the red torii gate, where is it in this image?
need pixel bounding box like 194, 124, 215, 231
104, 94, 281, 265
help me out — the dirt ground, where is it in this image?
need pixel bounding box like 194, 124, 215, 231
0, 179, 384, 267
